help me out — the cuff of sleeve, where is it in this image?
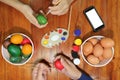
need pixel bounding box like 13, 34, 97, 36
78, 73, 93, 80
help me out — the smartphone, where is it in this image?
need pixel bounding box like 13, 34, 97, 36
83, 6, 104, 32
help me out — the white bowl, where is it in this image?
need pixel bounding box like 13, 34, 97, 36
81, 36, 114, 67
1, 33, 34, 65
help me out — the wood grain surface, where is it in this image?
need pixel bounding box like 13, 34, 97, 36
0, 0, 120, 80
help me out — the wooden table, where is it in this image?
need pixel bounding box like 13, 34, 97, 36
0, 0, 120, 80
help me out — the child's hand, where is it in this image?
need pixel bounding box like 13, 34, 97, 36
49, 0, 74, 16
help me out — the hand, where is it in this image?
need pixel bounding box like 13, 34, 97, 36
54, 55, 81, 80
32, 63, 50, 80
21, 5, 47, 28
49, 0, 74, 16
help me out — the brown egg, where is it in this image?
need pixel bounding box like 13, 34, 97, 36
103, 48, 113, 59
83, 52, 91, 56
93, 44, 103, 57
99, 56, 105, 61
83, 41, 93, 54
89, 38, 98, 45
87, 55, 100, 65
100, 38, 115, 48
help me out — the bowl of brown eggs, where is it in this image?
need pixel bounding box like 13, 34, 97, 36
1, 33, 34, 65
81, 36, 114, 67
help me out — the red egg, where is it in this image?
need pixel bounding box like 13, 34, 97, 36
21, 38, 31, 45
54, 59, 64, 70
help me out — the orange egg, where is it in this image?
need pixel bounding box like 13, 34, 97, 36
100, 38, 114, 48
93, 44, 103, 57
87, 55, 100, 65
22, 44, 32, 55
89, 38, 98, 45
10, 34, 23, 44
83, 42, 93, 54
103, 48, 113, 59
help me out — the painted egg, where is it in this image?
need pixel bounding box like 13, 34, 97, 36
22, 44, 32, 55
100, 38, 114, 48
7, 44, 21, 57
10, 34, 23, 44
9, 56, 22, 63
21, 38, 31, 45
36, 14, 47, 25
54, 59, 64, 70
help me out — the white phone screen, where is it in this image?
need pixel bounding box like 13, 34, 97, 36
86, 9, 103, 29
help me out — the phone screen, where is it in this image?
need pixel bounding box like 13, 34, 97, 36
85, 7, 104, 31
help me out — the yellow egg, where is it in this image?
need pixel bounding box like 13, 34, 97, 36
83, 42, 93, 54
100, 38, 114, 48
103, 48, 113, 59
10, 34, 23, 44
89, 38, 98, 46
87, 55, 100, 65
93, 44, 103, 57
22, 44, 32, 55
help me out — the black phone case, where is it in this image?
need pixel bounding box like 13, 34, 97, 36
83, 6, 104, 32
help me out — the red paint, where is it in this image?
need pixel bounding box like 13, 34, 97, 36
21, 38, 31, 45
58, 29, 62, 34
54, 59, 64, 70
72, 45, 79, 52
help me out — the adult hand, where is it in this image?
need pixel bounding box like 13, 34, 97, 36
32, 63, 50, 80
49, 0, 74, 16
21, 5, 47, 28
54, 55, 81, 80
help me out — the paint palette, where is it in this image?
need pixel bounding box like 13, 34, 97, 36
41, 28, 69, 48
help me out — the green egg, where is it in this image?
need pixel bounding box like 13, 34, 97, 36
36, 14, 47, 25
22, 54, 31, 59
9, 56, 22, 63
7, 44, 21, 57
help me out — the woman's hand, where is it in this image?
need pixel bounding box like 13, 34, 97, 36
32, 63, 50, 80
54, 55, 81, 80
49, 0, 74, 16
21, 5, 47, 28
